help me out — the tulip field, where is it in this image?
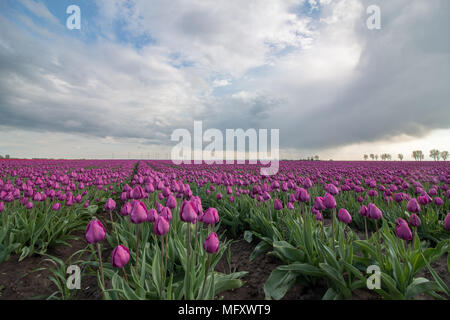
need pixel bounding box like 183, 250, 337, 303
0, 159, 449, 300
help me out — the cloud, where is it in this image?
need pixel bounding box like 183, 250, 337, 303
0, 0, 449, 159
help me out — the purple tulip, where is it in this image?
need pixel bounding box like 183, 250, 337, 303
105, 198, 116, 211
203, 232, 219, 254
368, 203, 382, 220
313, 196, 325, 210
52, 203, 61, 211
166, 194, 177, 209
338, 208, 352, 224
396, 223, 412, 241
409, 214, 421, 227
200, 207, 219, 225
444, 213, 450, 231
111, 245, 130, 268
360, 205, 368, 217
147, 208, 158, 222
274, 199, 283, 211
85, 220, 106, 244
130, 201, 148, 224
405, 198, 420, 213
434, 197, 444, 206
323, 193, 336, 209
180, 200, 197, 223
160, 206, 172, 221
153, 216, 170, 236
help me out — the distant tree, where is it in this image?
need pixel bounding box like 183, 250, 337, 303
440, 151, 449, 161
370, 154, 374, 160
429, 149, 440, 161
398, 154, 403, 161
375, 154, 379, 161
0, 155, 3, 159
412, 150, 424, 161
314, 155, 319, 161
364, 154, 368, 160
5, 155, 10, 159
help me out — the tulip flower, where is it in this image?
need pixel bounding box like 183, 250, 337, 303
203, 232, 219, 254
130, 201, 147, 224
153, 216, 170, 236
409, 214, 421, 227
111, 245, 130, 268
406, 198, 420, 213
274, 199, 283, 211
313, 196, 325, 211
323, 193, 336, 209
26, 202, 33, 210
165, 194, 177, 209
338, 208, 352, 224
105, 198, 116, 211
396, 222, 413, 241
85, 220, 106, 244
433, 197, 444, 206
147, 208, 158, 223
180, 200, 197, 223
200, 207, 219, 225
444, 213, 450, 231
368, 203, 382, 220
121, 202, 132, 216
52, 203, 61, 211
160, 206, 172, 222
216, 193, 223, 200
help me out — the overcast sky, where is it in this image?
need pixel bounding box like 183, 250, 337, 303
0, 0, 449, 160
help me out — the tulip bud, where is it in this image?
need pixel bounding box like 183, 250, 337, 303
323, 193, 336, 209
200, 207, 219, 225
203, 232, 219, 254
444, 213, 450, 231
165, 194, 177, 209
338, 208, 352, 224
105, 198, 116, 211
274, 199, 283, 211
111, 245, 130, 268
85, 220, 106, 244
130, 201, 147, 224
153, 216, 170, 236
406, 198, 420, 213
396, 223, 412, 241
160, 206, 172, 221
360, 205, 368, 217
52, 203, 61, 211
409, 214, 421, 227
147, 208, 158, 222
368, 203, 382, 220
180, 200, 197, 223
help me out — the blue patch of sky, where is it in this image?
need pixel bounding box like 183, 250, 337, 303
295, 0, 322, 20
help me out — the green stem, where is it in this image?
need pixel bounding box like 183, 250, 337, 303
135, 224, 141, 276
200, 254, 213, 299
186, 222, 191, 300
96, 243, 105, 297
364, 217, 368, 240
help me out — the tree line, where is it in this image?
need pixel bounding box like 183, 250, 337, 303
363, 149, 449, 161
